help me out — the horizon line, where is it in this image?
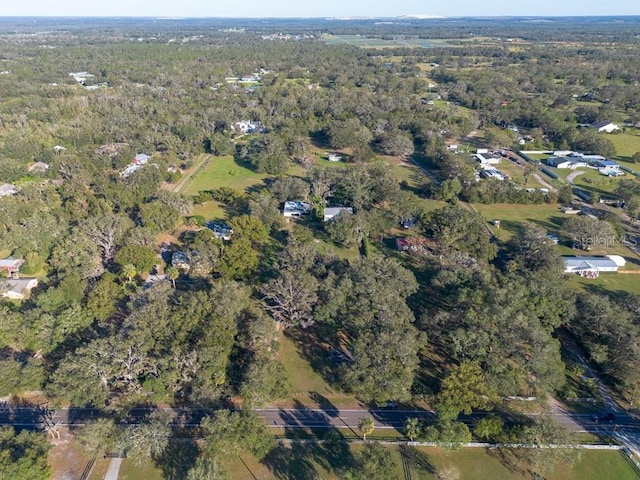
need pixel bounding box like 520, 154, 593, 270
1, 14, 640, 19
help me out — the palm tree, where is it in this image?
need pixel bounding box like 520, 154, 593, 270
404, 417, 421, 442
358, 416, 375, 442
122, 263, 136, 283
165, 266, 179, 289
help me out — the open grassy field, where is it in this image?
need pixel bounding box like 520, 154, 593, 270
83, 443, 640, 480
471, 203, 565, 242
190, 200, 225, 220
610, 130, 640, 161
117, 458, 163, 480
572, 168, 630, 196
181, 155, 268, 196
221, 445, 639, 480
497, 160, 547, 188
566, 272, 640, 296
278, 332, 339, 398
321, 34, 451, 49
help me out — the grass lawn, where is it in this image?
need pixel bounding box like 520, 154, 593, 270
387, 158, 429, 189
497, 161, 546, 188
278, 332, 341, 398
224, 444, 639, 480
471, 203, 565, 241
86, 458, 110, 480
572, 168, 629, 196
566, 272, 640, 296
118, 458, 163, 480
190, 200, 225, 220
408, 446, 639, 480
181, 155, 269, 196
610, 130, 640, 161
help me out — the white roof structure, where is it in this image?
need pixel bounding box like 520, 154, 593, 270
474, 153, 501, 165
323, 207, 353, 222
563, 256, 623, 274
0, 184, 17, 196
134, 153, 151, 164
607, 255, 627, 267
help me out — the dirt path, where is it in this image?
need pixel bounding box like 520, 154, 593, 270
532, 172, 557, 191
566, 169, 587, 185
172, 153, 211, 193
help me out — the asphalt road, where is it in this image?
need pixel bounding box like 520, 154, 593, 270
2, 404, 640, 434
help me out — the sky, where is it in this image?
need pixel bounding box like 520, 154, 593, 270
1, 0, 639, 18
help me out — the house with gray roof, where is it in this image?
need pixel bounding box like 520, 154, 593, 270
2, 278, 38, 300
563, 255, 626, 276
323, 207, 353, 222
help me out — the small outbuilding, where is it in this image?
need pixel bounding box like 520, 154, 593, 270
590, 121, 620, 133
323, 207, 353, 222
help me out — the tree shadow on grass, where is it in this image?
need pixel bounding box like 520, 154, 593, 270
404, 446, 437, 475
263, 444, 318, 480
285, 326, 343, 392
485, 446, 529, 477
153, 437, 200, 480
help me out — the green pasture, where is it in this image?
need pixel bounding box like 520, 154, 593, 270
181, 155, 268, 196
94, 442, 640, 480
610, 130, 640, 161
471, 203, 565, 241
225, 445, 639, 480
572, 168, 633, 195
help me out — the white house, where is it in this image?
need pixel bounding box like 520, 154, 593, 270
327, 153, 343, 162
323, 207, 353, 222
2, 278, 38, 300
546, 157, 587, 169
473, 153, 501, 166
563, 255, 626, 275
590, 121, 620, 133
282, 201, 311, 218
120, 164, 142, 178
0, 257, 24, 274
134, 153, 151, 165
233, 121, 262, 134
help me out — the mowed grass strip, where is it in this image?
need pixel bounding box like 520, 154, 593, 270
610, 130, 640, 160
471, 203, 565, 241
222, 445, 640, 480
181, 155, 268, 195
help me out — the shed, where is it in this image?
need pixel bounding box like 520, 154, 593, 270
323, 207, 353, 222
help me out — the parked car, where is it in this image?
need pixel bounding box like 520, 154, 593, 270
591, 412, 616, 423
